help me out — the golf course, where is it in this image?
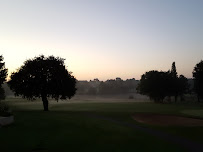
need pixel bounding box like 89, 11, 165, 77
1, 1, 203, 152
1, 97, 203, 152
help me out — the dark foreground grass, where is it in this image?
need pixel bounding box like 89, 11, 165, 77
1, 98, 203, 152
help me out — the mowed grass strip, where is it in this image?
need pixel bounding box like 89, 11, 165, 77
1, 98, 203, 151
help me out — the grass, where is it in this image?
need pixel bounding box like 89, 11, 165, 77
1, 98, 203, 152
181, 109, 203, 117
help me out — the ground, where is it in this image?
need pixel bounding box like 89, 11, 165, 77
1, 97, 203, 152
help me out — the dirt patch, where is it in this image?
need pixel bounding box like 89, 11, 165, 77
132, 113, 203, 126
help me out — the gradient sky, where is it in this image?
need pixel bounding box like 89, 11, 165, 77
0, 0, 202, 81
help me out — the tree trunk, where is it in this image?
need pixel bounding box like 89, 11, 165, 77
42, 95, 49, 111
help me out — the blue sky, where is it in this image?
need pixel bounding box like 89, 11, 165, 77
0, 0, 202, 80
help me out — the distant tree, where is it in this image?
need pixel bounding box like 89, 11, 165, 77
77, 78, 138, 95
125, 78, 138, 93
193, 60, 203, 102
137, 71, 171, 102
0, 55, 8, 100
137, 66, 188, 103
168, 62, 188, 102
8, 55, 77, 111
98, 78, 128, 95
99, 82, 108, 94
87, 87, 97, 95
171, 62, 178, 78
76, 81, 88, 95
187, 79, 194, 94
170, 62, 179, 102
177, 75, 188, 101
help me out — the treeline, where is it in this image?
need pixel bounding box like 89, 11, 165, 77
137, 62, 202, 103
0, 54, 203, 104
76, 78, 139, 95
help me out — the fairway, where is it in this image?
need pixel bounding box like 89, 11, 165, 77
1, 98, 203, 152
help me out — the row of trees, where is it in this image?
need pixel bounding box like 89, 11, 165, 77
77, 78, 139, 95
137, 61, 203, 103
0, 54, 203, 110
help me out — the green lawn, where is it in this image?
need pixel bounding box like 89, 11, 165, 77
1, 98, 203, 152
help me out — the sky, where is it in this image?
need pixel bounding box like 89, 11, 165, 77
0, 0, 202, 81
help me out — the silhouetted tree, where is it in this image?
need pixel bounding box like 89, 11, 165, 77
137, 71, 171, 102
193, 60, 203, 102
170, 62, 179, 102
137, 66, 188, 103
0, 55, 8, 100
168, 62, 188, 102
171, 62, 177, 78
177, 75, 188, 101
8, 55, 77, 111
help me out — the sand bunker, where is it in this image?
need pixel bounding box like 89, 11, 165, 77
133, 113, 203, 126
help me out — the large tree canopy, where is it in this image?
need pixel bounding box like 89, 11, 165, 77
0, 55, 8, 100
193, 60, 203, 102
8, 55, 77, 111
137, 70, 171, 102
137, 62, 188, 103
